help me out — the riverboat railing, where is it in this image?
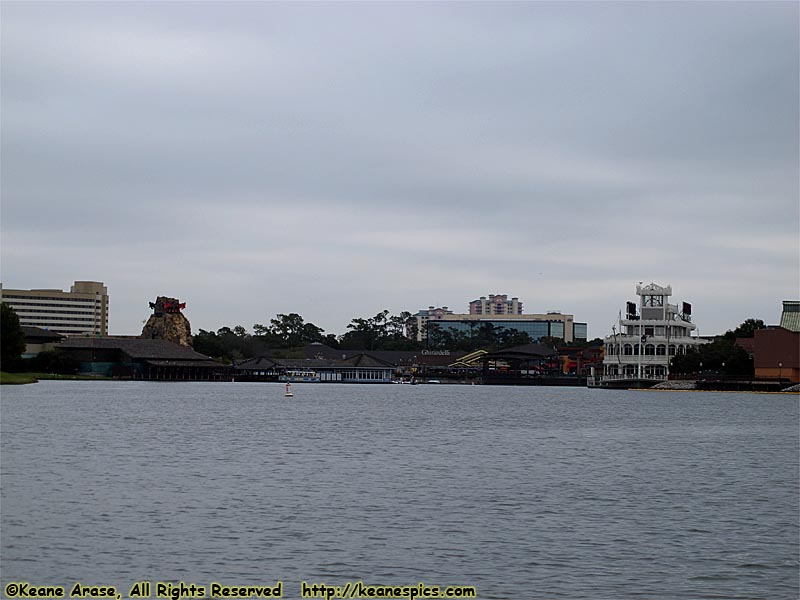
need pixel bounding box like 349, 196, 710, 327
600, 374, 669, 382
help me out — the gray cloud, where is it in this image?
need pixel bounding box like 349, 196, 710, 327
2, 1, 797, 338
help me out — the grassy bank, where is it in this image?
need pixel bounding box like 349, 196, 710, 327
0, 372, 39, 385
1, 372, 114, 385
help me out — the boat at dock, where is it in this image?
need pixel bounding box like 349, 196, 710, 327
279, 370, 320, 383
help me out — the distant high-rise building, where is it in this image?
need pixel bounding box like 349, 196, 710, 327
469, 294, 523, 316
407, 306, 454, 341
427, 312, 582, 344
408, 295, 583, 344
1, 281, 109, 336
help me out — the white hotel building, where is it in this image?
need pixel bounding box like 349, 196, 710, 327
1, 281, 109, 336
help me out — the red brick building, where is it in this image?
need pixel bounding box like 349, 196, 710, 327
754, 327, 799, 384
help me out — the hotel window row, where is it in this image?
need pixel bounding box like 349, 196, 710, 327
1, 295, 100, 303
8, 307, 103, 315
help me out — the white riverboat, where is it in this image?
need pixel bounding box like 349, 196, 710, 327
279, 370, 320, 383
599, 283, 708, 388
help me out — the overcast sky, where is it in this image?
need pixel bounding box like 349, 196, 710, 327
2, 1, 798, 340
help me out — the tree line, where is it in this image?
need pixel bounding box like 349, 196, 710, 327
668, 319, 766, 378
192, 310, 594, 362
193, 310, 423, 362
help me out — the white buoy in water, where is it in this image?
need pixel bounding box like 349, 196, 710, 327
285, 382, 293, 397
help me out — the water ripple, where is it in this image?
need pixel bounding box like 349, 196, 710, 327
1, 382, 797, 599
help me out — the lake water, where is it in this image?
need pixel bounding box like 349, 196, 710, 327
0, 382, 797, 599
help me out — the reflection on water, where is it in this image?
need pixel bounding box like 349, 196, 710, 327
1, 382, 798, 599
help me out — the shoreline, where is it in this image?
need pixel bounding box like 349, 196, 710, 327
651, 379, 799, 394
0, 372, 114, 385
635, 387, 798, 395
3, 372, 798, 394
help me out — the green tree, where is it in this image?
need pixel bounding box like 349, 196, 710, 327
193, 329, 225, 359
425, 322, 537, 352
253, 323, 270, 336
670, 337, 754, 378
339, 310, 423, 351
538, 336, 566, 350
427, 324, 473, 351
194, 327, 257, 363
405, 316, 419, 342
731, 318, 766, 338
340, 318, 374, 350
497, 329, 533, 349
381, 311, 422, 350
340, 310, 389, 350
269, 313, 325, 347
387, 311, 412, 337
251, 323, 287, 350
26, 350, 78, 375
669, 348, 701, 374
1, 303, 26, 370
321, 333, 341, 348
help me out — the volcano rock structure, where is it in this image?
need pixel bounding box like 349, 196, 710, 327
141, 296, 193, 347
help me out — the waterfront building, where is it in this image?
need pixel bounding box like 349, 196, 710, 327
779, 300, 800, 332
469, 294, 523, 316
480, 343, 560, 384
558, 345, 604, 377
601, 283, 707, 384
428, 312, 585, 344
754, 327, 799, 384
1, 281, 109, 336
410, 294, 585, 344
20, 326, 64, 359
235, 353, 396, 383
57, 337, 224, 380
753, 300, 800, 384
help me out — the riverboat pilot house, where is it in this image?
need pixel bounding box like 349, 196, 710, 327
602, 283, 707, 385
